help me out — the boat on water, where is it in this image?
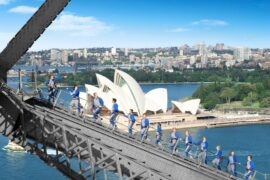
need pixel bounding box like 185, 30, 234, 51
3, 140, 62, 155
3, 140, 25, 152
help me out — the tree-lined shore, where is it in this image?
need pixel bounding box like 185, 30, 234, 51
37, 67, 270, 109
192, 81, 270, 109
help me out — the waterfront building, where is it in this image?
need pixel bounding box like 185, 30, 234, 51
171, 99, 201, 115
85, 69, 168, 115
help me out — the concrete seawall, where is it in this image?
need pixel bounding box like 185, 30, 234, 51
98, 113, 270, 133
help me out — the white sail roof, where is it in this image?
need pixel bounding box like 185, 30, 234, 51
172, 99, 200, 115
114, 69, 145, 115
145, 88, 167, 113
85, 70, 169, 115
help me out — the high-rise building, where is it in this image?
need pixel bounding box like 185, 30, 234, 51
61, 50, 69, 64
215, 43, 224, 50
198, 43, 207, 56
124, 48, 129, 56
190, 56, 196, 65
179, 49, 184, 56
111, 47, 116, 55
83, 48, 88, 58
50, 49, 61, 61
234, 47, 251, 62
129, 54, 135, 62
73, 50, 83, 58
201, 55, 208, 65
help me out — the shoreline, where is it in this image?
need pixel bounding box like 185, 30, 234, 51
138, 82, 208, 85
100, 114, 270, 132
159, 117, 270, 130
25, 82, 202, 88
99, 114, 270, 132
31, 81, 250, 87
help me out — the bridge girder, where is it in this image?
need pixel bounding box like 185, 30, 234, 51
0, 0, 70, 78
0, 82, 236, 180
23, 98, 233, 180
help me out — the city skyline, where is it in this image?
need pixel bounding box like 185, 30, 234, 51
1, 0, 270, 51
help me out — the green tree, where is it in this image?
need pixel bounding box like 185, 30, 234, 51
260, 97, 270, 108
103, 60, 113, 65
203, 93, 221, 110
235, 84, 255, 101
220, 87, 236, 103
192, 83, 207, 101
243, 92, 258, 106
248, 92, 258, 103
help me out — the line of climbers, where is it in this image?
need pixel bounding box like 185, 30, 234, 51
88, 92, 256, 180
45, 75, 80, 114
45, 77, 255, 180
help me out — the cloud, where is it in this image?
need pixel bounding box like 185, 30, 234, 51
49, 14, 112, 37
192, 19, 228, 26
168, 27, 189, 33
168, 19, 227, 33
9, 6, 38, 14
0, 0, 12, 5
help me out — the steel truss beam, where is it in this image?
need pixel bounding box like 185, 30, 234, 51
0, 0, 70, 75
0, 85, 232, 180
24, 108, 168, 180
21, 99, 231, 180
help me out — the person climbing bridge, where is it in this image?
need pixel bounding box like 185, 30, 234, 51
194, 136, 208, 165
184, 130, 193, 158
244, 155, 255, 180
124, 109, 136, 135
109, 98, 119, 128
227, 151, 238, 177
154, 122, 162, 146
92, 92, 104, 122
45, 75, 58, 103
140, 113, 150, 141
169, 127, 180, 152
212, 145, 223, 170
69, 85, 80, 115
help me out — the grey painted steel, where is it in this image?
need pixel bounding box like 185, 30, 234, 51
0, 0, 70, 75
0, 83, 234, 180
0, 82, 25, 145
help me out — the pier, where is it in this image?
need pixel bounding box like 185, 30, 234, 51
99, 113, 270, 133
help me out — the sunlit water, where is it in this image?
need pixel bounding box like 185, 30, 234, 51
148, 124, 270, 174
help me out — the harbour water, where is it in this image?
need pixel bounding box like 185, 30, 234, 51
149, 124, 270, 174
1, 81, 270, 179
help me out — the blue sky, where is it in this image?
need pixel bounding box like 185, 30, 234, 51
0, 0, 270, 51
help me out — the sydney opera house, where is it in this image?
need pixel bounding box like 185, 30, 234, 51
171, 99, 201, 115
80, 69, 200, 116
83, 70, 167, 116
